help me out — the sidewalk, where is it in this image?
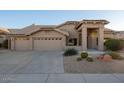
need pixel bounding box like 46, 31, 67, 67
0, 74, 124, 83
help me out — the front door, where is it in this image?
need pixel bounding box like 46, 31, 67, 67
87, 29, 98, 49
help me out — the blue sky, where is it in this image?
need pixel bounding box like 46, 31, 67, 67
0, 10, 124, 31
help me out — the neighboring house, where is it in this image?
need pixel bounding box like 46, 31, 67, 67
0, 27, 10, 47
4, 19, 124, 51
104, 28, 115, 39
114, 31, 124, 39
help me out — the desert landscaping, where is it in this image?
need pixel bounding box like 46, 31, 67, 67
64, 51, 124, 73
63, 38, 124, 73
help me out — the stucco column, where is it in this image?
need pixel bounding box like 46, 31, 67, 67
98, 27, 104, 51
8, 37, 10, 50
82, 27, 87, 51
29, 37, 33, 50
14, 37, 16, 50
62, 37, 66, 50
10, 37, 15, 50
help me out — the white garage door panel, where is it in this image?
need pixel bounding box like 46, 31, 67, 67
15, 40, 30, 50
34, 37, 63, 51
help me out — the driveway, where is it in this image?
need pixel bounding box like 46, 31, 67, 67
0, 51, 64, 74
0, 50, 124, 83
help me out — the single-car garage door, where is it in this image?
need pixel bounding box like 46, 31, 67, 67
33, 37, 64, 51
15, 37, 30, 50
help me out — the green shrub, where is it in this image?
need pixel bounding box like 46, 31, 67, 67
86, 56, 93, 62
106, 52, 123, 59
104, 39, 122, 51
119, 40, 124, 49
77, 57, 82, 61
64, 48, 78, 56
81, 51, 88, 58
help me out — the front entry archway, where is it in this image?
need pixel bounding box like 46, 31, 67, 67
77, 20, 108, 51
87, 28, 98, 49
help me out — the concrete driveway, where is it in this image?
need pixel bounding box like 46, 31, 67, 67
0, 51, 64, 74
0, 50, 124, 83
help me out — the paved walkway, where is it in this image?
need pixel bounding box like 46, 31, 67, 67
0, 74, 124, 83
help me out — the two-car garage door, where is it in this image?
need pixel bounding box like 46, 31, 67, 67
14, 37, 65, 51
33, 37, 63, 51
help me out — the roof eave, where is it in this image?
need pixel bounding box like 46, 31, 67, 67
75, 20, 109, 29
55, 29, 69, 36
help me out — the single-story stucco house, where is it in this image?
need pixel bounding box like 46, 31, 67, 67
0, 19, 124, 51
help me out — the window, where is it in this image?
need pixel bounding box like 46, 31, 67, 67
45, 38, 47, 40
52, 38, 54, 40
68, 38, 77, 46
69, 39, 73, 43
23, 38, 29, 40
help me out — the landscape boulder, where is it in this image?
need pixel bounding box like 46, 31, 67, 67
103, 54, 112, 62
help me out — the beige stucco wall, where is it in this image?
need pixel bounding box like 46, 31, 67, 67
32, 30, 65, 37
57, 24, 78, 39
115, 32, 124, 39
104, 33, 115, 39
10, 37, 15, 50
